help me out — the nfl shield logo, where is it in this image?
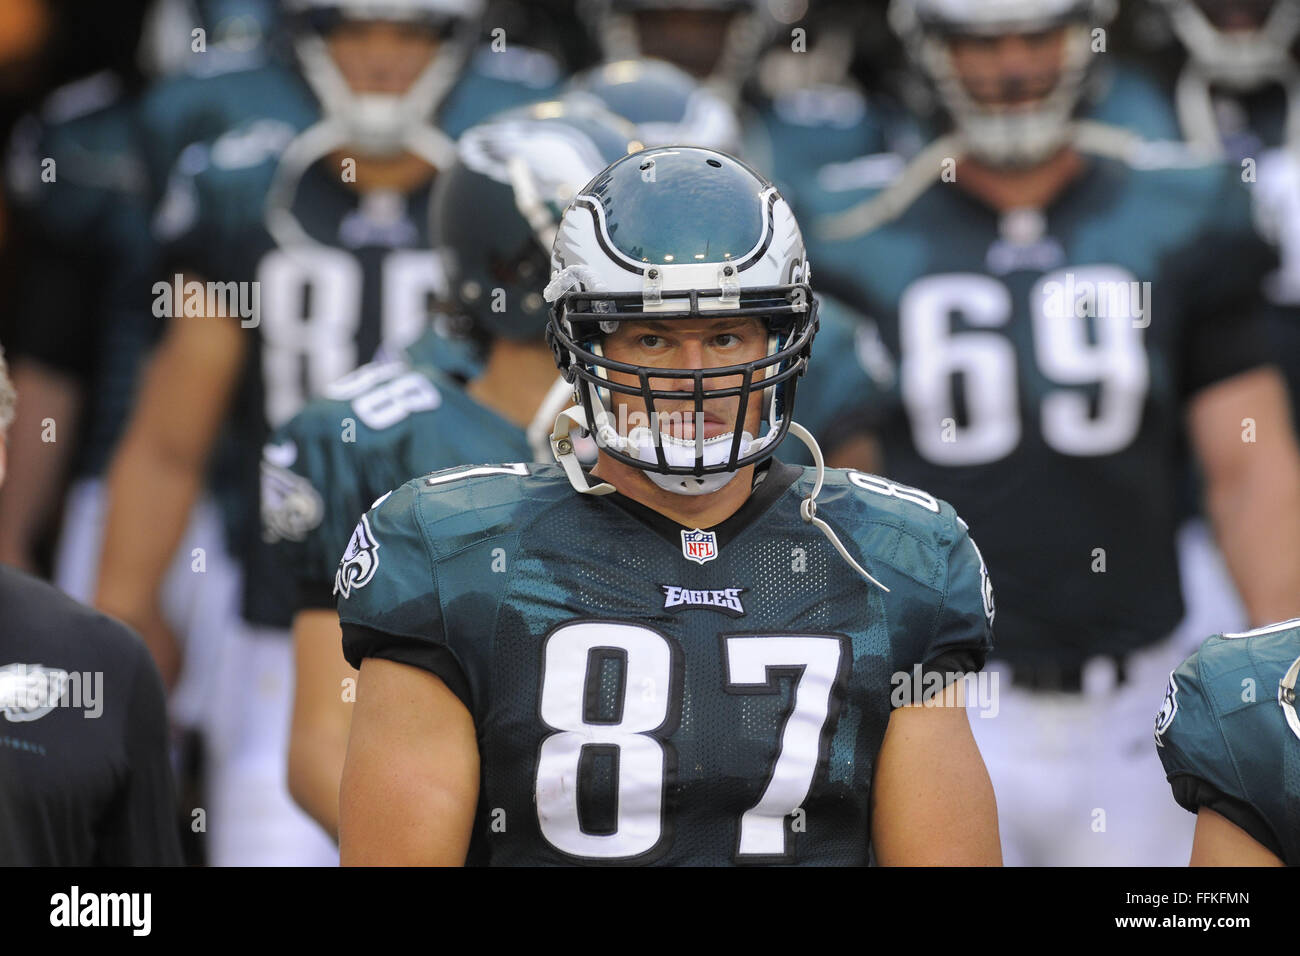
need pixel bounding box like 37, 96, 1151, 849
680, 528, 718, 565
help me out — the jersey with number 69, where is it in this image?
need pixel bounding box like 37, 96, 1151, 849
803, 145, 1279, 671
1154, 620, 1300, 864
338, 461, 995, 865
260, 343, 530, 622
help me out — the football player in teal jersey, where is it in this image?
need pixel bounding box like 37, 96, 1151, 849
98, 0, 560, 678
336, 146, 1001, 866
0, 0, 280, 583
1155, 618, 1300, 865
261, 101, 638, 839
1157, 0, 1300, 460
804, 0, 1300, 865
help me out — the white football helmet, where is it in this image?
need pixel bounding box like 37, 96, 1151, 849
1159, 0, 1300, 90
563, 59, 744, 153
283, 0, 483, 157
545, 146, 817, 496
889, 0, 1116, 166
265, 0, 483, 247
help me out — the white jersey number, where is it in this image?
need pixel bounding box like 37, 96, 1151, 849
899, 268, 1149, 465
535, 622, 846, 862
256, 248, 445, 427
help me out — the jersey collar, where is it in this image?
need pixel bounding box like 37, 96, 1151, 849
595, 459, 803, 553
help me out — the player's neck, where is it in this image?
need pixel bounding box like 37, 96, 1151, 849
465, 339, 561, 429
326, 149, 436, 192
591, 455, 758, 529
955, 146, 1085, 213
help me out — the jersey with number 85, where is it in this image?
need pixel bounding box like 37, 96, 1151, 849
338, 461, 994, 865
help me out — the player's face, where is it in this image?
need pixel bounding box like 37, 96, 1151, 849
1194, 0, 1277, 31
633, 9, 739, 78
946, 27, 1067, 107
325, 20, 441, 95
600, 316, 770, 443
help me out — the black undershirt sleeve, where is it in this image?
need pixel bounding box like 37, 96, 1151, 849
1180, 305, 1276, 401
299, 579, 338, 613
1168, 773, 1285, 861
340, 623, 472, 712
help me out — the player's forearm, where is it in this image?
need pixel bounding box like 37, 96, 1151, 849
288, 610, 358, 841
1206, 449, 1300, 626
95, 430, 206, 621
0, 360, 81, 569
95, 310, 244, 625
95, 434, 206, 687
287, 729, 344, 842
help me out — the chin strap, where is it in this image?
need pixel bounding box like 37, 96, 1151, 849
549, 407, 891, 590
551, 404, 617, 496
786, 421, 890, 593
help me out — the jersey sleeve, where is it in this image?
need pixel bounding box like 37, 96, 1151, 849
922, 516, 996, 679
1177, 166, 1280, 398
1154, 651, 1285, 858
94, 629, 183, 866
336, 482, 472, 710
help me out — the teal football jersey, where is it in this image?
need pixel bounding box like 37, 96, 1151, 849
262, 351, 531, 618
338, 461, 995, 865
1084, 61, 1182, 141
1155, 619, 1300, 864
781, 292, 878, 468
804, 145, 1277, 670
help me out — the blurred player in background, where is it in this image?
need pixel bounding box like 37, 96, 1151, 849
1142, 0, 1300, 667
1158, 0, 1300, 459
0, 346, 181, 866
0, 1, 278, 863
94, 0, 559, 866
0, 0, 173, 580
268, 100, 636, 838
580, 0, 767, 102
1158, 0, 1300, 154
572, 1, 897, 223
804, 0, 1300, 864
337, 145, 1000, 865
1154, 617, 1300, 865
